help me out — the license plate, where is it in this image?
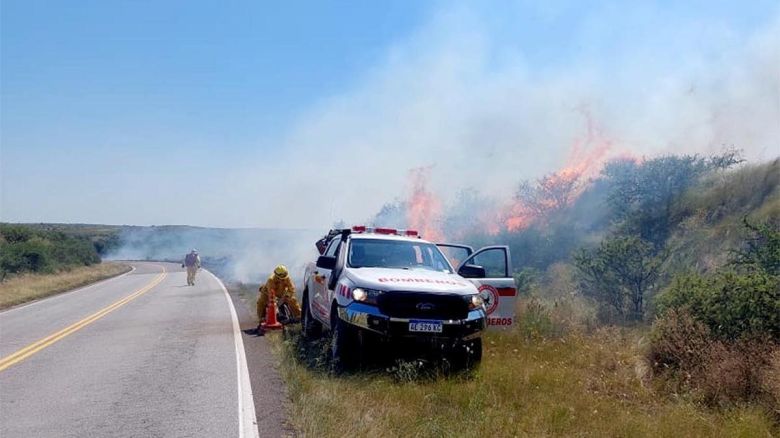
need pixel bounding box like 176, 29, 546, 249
409, 320, 443, 333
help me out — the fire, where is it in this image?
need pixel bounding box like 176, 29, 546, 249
406, 167, 444, 241
503, 112, 616, 232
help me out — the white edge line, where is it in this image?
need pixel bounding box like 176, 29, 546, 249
0, 265, 138, 315
206, 269, 260, 438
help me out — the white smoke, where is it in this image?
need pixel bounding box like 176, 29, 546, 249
222, 3, 779, 229
105, 226, 323, 284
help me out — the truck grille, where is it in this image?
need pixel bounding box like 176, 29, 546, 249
377, 292, 469, 320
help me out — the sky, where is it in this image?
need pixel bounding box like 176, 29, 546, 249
2, 1, 779, 228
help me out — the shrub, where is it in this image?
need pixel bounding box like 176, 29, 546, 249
698, 338, 775, 406
731, 218, 780, 275
649, 309, 777, 406
1, 238, 54, 276
0, 224, 101, 279
656, 271, 780, 341
762, 349, 780, 409
648, 309, 712, 378
574, 235, 662, 321
516, 297, 555, 339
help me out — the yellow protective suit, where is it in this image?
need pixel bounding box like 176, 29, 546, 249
186, 266, 198, 285
257, 273, 301, 322
183, 253, 201, 286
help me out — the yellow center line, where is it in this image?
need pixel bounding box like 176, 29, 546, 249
0, 266, 168, 372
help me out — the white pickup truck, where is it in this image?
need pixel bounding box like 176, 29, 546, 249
300, 226, 515, 371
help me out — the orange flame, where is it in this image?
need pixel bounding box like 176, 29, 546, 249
406, 166, 444, 241
503, 112, 616, 232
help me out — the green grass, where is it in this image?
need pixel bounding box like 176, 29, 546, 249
270, 327, 778, 437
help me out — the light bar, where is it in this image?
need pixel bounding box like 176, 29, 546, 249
350, 226, 421, 238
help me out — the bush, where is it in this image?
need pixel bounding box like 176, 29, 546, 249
1, 238, 54, 275
516, 297, 555, 339
0, 224, 101, 279
649, 309, 777, 406
656, 271, 780, 341
574, 235, 662, 322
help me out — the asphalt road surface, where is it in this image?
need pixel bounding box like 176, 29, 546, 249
0, 262, 265, 438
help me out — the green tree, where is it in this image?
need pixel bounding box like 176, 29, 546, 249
575, 235, 663, 321
731, 218, 780, 275
602, 151, 741, 246
656, 219, 780, 340
0, 224, 33, 244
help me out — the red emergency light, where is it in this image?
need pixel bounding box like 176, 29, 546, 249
350, 226, 421, 238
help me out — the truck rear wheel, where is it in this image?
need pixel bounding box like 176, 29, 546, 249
330, 313, 358, 374
301, 291, 322, 340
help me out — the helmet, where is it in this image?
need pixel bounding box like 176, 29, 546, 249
273, 265, 289, 279
191, 249, 198, 253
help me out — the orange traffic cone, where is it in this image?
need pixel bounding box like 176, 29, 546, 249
261, 289, 283, 330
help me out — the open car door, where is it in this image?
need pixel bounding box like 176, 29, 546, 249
436, 243, 473, 269
455, 245, 517, 328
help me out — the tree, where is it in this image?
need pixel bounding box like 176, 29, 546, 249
656, 219, 780, 340
574, 235, 663, 321
731, 217, 780, 275
602, 151, 742, 246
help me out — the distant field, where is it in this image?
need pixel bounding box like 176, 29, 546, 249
0, 262, 132, 309
271, 327, 778, 437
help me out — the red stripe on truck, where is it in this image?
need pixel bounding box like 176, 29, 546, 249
497, 287, 516, 297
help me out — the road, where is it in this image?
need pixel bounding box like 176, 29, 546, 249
0, 262, 262, 438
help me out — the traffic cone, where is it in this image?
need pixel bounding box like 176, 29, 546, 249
261, 290, 283, 330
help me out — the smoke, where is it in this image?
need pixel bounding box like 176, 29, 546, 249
105, 226, 323, 284
225, 3, 779, 231
103, 3, 780, 273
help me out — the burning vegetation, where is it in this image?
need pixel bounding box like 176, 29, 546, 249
367, 137, 779, 413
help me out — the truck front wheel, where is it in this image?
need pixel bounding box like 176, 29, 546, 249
448, 338, 482, 371
330, 311, 358, 374
301, 290, 322, 340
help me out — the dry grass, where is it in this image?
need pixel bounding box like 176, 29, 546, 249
0, 262, 132, 309
270, 327, 779, 437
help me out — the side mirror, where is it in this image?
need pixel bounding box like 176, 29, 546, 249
458, 264, 486, 279
316, 255, 337, 270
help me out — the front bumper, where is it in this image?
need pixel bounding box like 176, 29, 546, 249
337, 302, 485, 341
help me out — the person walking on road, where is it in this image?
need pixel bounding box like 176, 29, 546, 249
256, 265, 301, 335
183, 249, 201, 286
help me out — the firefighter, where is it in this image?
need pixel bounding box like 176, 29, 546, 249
182, 249, 201, 286
256, 264, 301, 335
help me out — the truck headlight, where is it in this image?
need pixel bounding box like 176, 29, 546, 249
467, 294, 484, 310
352, 288, 383, 305
352, 288, 367, 301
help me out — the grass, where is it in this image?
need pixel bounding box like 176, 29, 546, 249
0, 262, 132, 309
269, 326, 778, 437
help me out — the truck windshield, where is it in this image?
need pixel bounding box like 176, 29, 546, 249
348, 239, 454, 273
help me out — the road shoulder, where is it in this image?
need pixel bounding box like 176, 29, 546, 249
222, 280, 295, 437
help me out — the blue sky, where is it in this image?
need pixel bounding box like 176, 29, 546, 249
2, 1, 778, 227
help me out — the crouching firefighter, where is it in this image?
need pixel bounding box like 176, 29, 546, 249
256, 265, 301, 335
183, 249, 201, 286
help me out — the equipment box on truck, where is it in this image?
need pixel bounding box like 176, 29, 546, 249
300, 226, 515, 371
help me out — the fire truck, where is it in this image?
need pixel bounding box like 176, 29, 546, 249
300, 226, 515, 371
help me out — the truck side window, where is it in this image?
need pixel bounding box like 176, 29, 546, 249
471, 249, 509, 278
325, 237, 341, 257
